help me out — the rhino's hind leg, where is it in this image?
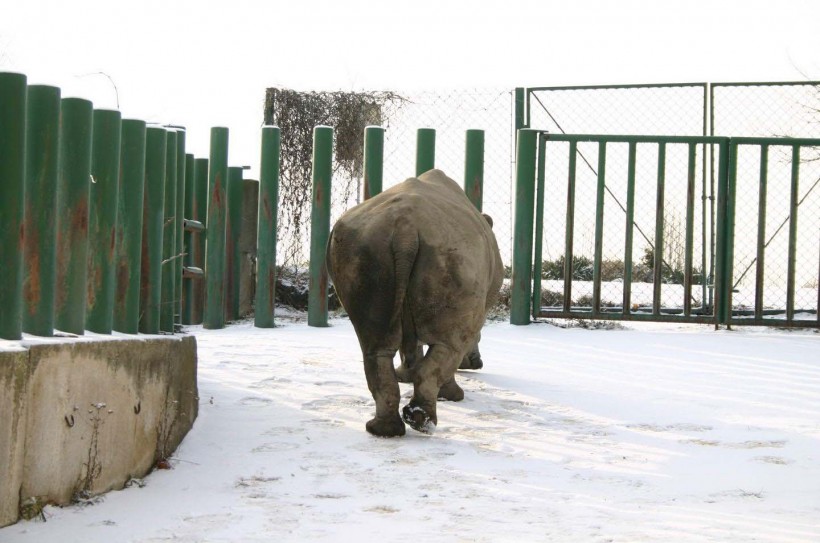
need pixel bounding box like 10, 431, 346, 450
364, 353, 405, 437
458, 338, 483, 371
437, 376, 464, 402
403, 344, 460, 434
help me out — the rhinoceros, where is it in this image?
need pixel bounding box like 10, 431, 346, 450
326, 169, 504, 437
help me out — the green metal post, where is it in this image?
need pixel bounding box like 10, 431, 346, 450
192, 157, 209, 324
174, 130, 186, 324
22, 84, 60, 337
510, 129, 538, 325
514, 87, 527, 131
562, 141, 578, 313
531, 133, 546, 317
139, 127, 167, 334
182, 153, 195, 324
464, 129, 485, 211
204, 127, 229, 329
255, 126, 280, 328
684, 143, 697, 318
713, 140, 731, 325
652, 143, 666, 316
753, 145, 769, 320
86, 109, 122, 334
622, 142, 637, 316
363, 125, 384, 200
113, 119, 147, 334
415, 128, 435, 177
225, 166, 243, 321
592, 142, 607, 315
0, 72, 27, 340
54, 97, 94, 336
308, 125, 333, 327
786, 146, 800, 322
160, 130, 178, 333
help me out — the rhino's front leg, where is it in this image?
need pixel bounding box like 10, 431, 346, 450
363, 352, 405, 437
459, 335, 483, 371
395, 340, 423, 384
402, 344, 460, 434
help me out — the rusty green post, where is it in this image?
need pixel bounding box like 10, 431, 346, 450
174, 130, 186, 325
510, 129, 538, 325
182, 153, 195, 324
255, 126, 280, 328
160, 130, 178, 333
225, 166, 243, 321
113, 119, 147, 334
204, 127, 229, 329
22, 84, 60, 337
139, 127, 167, 334
308, 125, 332, 327
192, 157, 209, 324
86, 109, 122, 334
415, 128, 435, 177
464, 129, 485, 211
363, 125, 384, 200
0, 72, 27, 340
54, 97, 94, 336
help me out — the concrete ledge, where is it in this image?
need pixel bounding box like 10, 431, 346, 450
0, 335, 198, 527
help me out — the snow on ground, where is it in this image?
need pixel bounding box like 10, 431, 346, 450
3, 315, 819, 542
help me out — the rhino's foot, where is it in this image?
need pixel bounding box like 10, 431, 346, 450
402, 403, 437, 434
438, 379, 465, 402
394, 363, 413, 383
458, 352, 483, 371
366, 415, 406, 438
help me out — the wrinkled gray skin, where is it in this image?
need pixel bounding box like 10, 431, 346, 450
326, 170, 504, 437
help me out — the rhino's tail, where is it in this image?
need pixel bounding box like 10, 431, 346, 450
389, 218, 419, 334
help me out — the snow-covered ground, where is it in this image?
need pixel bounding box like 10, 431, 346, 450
3, 314, 819, 542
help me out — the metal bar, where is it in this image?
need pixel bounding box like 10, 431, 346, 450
160, 130, 178, 333
622, 142, 637, 315
174, 130, 186, 325
54, 97, 94, 336
255, 126, 280, 328
531, 133, 546, 318
308, 125, 333, 327
225, 166, 243, 321
363, 125, 384, 200
652, 143, 666, 316
754, 145, 769, 320
181, 153, 195, 325
786, 146, 800, 322
714, 140, 733, 326
22, 84, 60, 337
510, 129, 538, 325
113, 119, 146, 334
192, 158, 209, 324
139, 127, 167, 334
540, 134, 727, 145
527, 82, 709, 92
562, 141, 577, 313
415, 127, 435, 176
514, 87, 527, 131
592, 142, 607, 316
711, 80, 820, 88
86, 109, 122, 334
0, 72, 27, 340
731, 136, 820, 147
537, 310, 728, 326
684, 143, 696, 318
464, 129, 485, 211
204, 127, 229, 329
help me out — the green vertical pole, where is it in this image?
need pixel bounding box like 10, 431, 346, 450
255, 126, 280, 328
753, 145, 769, 321
714, 139, 731, 326
22, 84, 60, 337
622, 142, 637, 316
415, 128, 435, 177
592, 141, 607, 315
514, 87, 527, 131
684, 143, 697, 318
0, 72, 27, 340
86, 109, 122, 334
652, 143, 666, 316
174, 130, 186, 325
531, 133, 546, 318
363, 125, 384, 200
193, 157, 209, 324
182, 153, 195, 324
225, 166, 243, 321
139, 127, 167, 334
113, 119, 147, 334
464, 129, 485, 211
54, 97, 94, 336
308, 125, 333, 327
204, 127, 229, 329
160, 130, 178, 333
562, 141, 578, 313
510, 129, 538, 325
786, 145, 800, 322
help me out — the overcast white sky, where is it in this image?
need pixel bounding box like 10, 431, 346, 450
2, 0, 819, 176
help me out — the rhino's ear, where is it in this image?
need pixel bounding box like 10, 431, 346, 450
481, 213, 494, 229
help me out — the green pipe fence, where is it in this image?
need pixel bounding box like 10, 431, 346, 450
160, 130, 178, 333
225, 166, 243, 321
464, 129, 485, 211
86, 109, 122, 334
22, 84, 60, 337
510, 129, 538, 325
204, 127, 229, 329
363, 125, 384, 200
255, 126, 280, 328
192, 158, 209, 324
0, 72, 27, 340
54, 97, 94, 336
113, 119, 147, 334
182, 153, 195, 325
308, 126, 333, 327
139, 127, 168, 334
415, 127, 436, 177
174, 130, 187, 324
